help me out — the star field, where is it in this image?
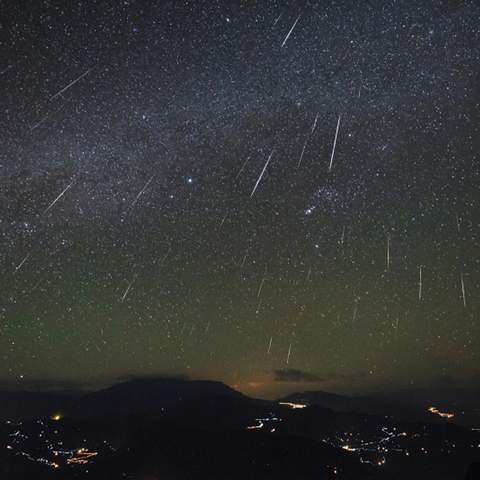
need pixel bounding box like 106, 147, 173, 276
1, 0, 479, 397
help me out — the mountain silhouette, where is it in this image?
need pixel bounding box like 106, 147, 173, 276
0, 379, 478, 479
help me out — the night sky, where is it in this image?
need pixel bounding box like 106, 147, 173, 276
1, 0, 479, 399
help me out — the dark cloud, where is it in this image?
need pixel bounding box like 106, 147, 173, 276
273, 369, 323, 383
115, 373, 190, 383
0, 379, 87, 392
273, 369, 366, 384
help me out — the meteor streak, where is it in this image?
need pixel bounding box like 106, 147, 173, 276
328, 114, 342, 172
14, 253, 31, 273
418, 266, 423, 301
286, 343, 292, 364
297, 139, 308, 168
121, 279, 134, 303
281, 15, 301, 48
43, 179, 76, 214
50, 68, 92, 101
460, 273, 466, 308
130, 176, 154, 208
250, 149, 274, 198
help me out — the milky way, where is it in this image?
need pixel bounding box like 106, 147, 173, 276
1, 0, 479, 397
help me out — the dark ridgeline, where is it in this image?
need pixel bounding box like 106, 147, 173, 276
281, 388, 480, 427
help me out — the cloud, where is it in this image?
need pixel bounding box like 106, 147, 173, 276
273, 369, 325, 383
115, 373, 190, 383
0, 379, 87, 392
272, 369, 366, 384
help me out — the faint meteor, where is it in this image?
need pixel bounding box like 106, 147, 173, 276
159, 247, 172, 266
240, 253, 248, 268
14, 253, 31, 273
311, 112, 319, 134
31, 279, 43, 292
328, 114, 342, 172
286, 343, 292, 364
130, 175, 154, 208
235, 155, 250, 179
257, 276, 266, 298
121, 279, 134, 303
418, 266, 423, 301
352, 298, 359, 330
1, 64, 13, 76
267, 336, 272, 354
50, 68, 92, 101
297, 138, 308, 168
219, 214, 228, 228
30, 113, 50, 131
460, 273, 466, 308
250, 148, 274, 197
273, 13, 282, 26
43, 178, 76, 214
281, 15, 301, 48
386, 236, 390, 272
340, 225, 346, 245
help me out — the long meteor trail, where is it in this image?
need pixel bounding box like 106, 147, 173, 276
130, 175, 155, 208
43, 179, 76, 214
250, 149, 274, 198
328, 114, 342, 172
50, 68, 92, 101
286, 343, 292, 364
281, 15, 301, 48
297, 139, 308, 168
418, 266, 423, 301
460, 273, 466, 308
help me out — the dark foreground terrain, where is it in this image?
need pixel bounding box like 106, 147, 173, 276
0, 378, 478, 479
